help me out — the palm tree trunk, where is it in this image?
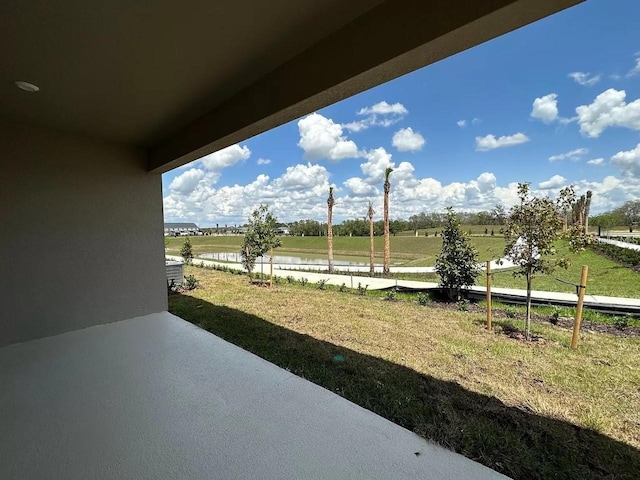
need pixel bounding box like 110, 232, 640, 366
327, 188, 335, 273
525, 272, 532, 340
369, 216, 374, 276
383, 168, 392, 276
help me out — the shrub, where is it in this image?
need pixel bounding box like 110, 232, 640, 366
504, 306, 517, 319
180, 238, 194, 263
435, 208, 480, 301
417, 292, 431, 306
614, 315, 631, 331
184, 275, 199, 290
356, 283, 368, 296
384, 290, 397, 302
550, 308, 560, 325
286, 275, 295, 284
589, 242, 640, 267
457, 299, 469, 311
339, 282, 347, 292
167, 279, 178, 295
316, 279, 328, 290
300, 277, 308, 287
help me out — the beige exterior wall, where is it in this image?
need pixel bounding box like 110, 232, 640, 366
0, 122, 167, 346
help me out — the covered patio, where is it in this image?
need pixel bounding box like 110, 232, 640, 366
1, 0, 582, 477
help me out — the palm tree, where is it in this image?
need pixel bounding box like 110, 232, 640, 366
367, 201, 375, 276
383, 167, 393, 276
327, 187, 335, 273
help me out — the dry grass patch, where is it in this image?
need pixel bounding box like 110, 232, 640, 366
170, 267, 640, 480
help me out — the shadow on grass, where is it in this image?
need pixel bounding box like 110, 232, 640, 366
169, 293, 640, 480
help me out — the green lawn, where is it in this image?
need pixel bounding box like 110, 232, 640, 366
478, 243, 640, 298
167, 236, 640, 297
170, 267, 640, 480
166, 234, 505, 266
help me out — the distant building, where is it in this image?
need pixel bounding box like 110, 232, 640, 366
164, 222, 200, 236
276, 227, 290, 235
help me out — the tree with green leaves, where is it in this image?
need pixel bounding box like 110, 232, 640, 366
240, 205, 282, 283
180, 238, 194, 264
327, 187, 335, 273
383, 167, 393, 276
435, 207, 480, 301
504, 183, 585, 340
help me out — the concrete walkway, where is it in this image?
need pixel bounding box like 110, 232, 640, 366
169, 255, 640, 312
598, 237, 640, 251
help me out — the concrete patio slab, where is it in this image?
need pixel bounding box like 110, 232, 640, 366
0, 312, 508, 479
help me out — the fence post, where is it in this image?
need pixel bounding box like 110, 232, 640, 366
270, 248, 274, 287
571, 265, 589, 349
486, 260, 492, 331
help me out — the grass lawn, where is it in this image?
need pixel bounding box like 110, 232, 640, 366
478, 243, 640, 298
167, 236, 640, 297
166, 234, 504, 266
169, 267, 640, 480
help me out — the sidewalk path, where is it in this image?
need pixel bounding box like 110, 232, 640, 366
597, 237, 640, 252
169, 255, 640, 313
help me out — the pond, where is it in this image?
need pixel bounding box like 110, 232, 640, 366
199, 252, 380, 267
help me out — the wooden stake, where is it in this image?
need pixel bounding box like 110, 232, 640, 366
270, 248, 274, 288
571, 265, 589, 349
486, 260, 492, 331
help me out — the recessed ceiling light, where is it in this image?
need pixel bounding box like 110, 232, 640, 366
15, 81, 40, 92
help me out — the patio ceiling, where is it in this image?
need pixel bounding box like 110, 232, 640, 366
0, 0, 583, 172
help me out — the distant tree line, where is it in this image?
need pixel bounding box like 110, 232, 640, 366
590, 200, 640, 233
285, 206, 506, 237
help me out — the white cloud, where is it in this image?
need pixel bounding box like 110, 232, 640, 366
611, 143, 640, 177
358, 101, 408, 116
277, 163, 331, 190
344, 101, 408, 132
344, 177, 378, 197
257, 158, 271, 165
476, 172, 497, 192
360, 148, 395, 184
538, 175, 567, 190
169, 168, 206, 194
587, 158, 605, 166
475, 133, 530, 151
548, 147, 588, 162
392, 127, 425, 152
568, 72, 601, 86
576, 88, 640, 137
626, 54, 640, 77
457, 120, 467, 128
297, 113, 359, 161
200, 144, 251, 171
531, 93, 559, 123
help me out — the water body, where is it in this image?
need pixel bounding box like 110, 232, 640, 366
199, 252, 380, 267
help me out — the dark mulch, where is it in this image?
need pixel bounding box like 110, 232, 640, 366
430, 301, 640, 338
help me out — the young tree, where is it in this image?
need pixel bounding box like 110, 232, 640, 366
557, 186, 576, 233
435, 207, 480, 301
367, 201, 375, 276
240, 205, 282, 283
180, 238, 194, 264
327, 187, 335, 273
383, 167, 393, 276
504, 183, 574, 340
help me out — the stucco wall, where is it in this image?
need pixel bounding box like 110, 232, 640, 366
0, 122, 167, 346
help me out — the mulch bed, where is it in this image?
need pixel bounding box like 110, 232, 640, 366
431, 301, 640, 338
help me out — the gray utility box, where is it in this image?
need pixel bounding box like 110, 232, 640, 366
166, 260, 184, 286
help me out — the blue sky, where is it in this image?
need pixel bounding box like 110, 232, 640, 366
163, 0, 640, 226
